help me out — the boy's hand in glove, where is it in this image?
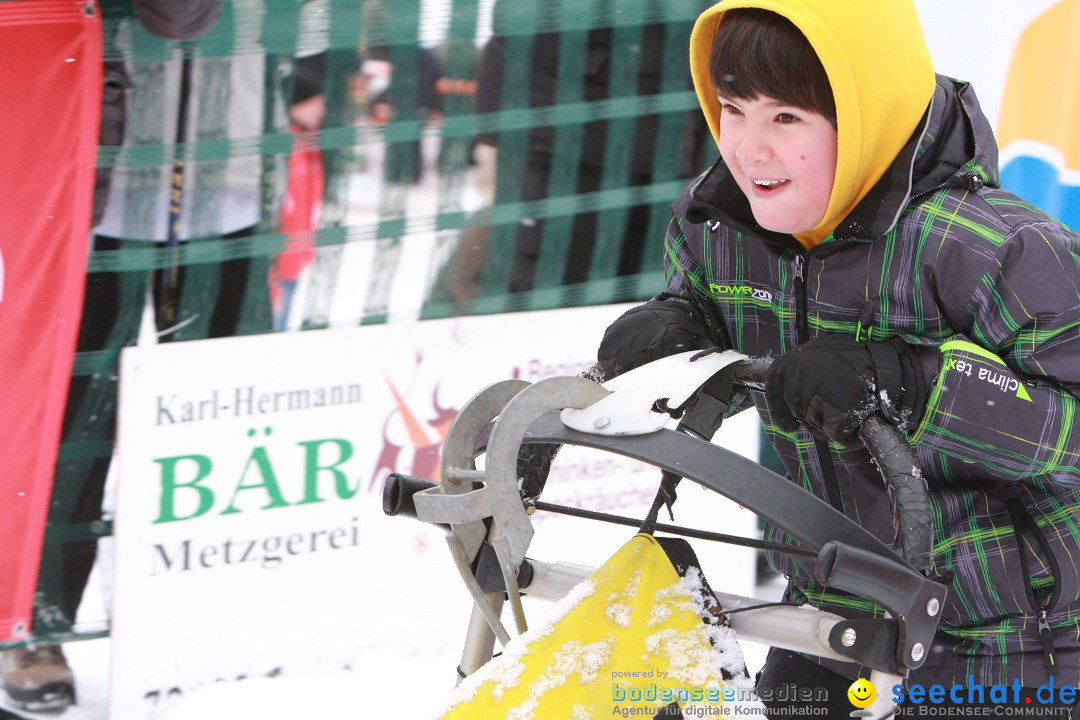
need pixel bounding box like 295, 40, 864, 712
765, 334, 927, 440
597, 296, 720, 379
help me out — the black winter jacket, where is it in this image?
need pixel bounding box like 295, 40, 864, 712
665, 76, 1080, 687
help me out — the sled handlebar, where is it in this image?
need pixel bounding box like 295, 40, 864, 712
388, 354, 945, 675
387, 353, 934, 574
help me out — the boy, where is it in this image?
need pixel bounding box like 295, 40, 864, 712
597, 1, 1080, 716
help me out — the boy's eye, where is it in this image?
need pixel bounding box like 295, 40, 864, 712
777, 113, 800, 124
720, 103, 742, 115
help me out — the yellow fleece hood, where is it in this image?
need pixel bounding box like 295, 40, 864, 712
690, 0, 936, 245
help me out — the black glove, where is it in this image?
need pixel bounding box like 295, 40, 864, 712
597, 296, 720, 379
765, 335, 927, 440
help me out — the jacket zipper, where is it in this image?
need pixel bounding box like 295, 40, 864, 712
1004, 495, 1060, 673
793, 254, 807, 343
792, 251, 846, 513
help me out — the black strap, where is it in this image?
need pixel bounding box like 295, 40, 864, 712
815, 437, 846, 513
159, 51, 194, 333
868, 340, 904, 423
640, 471, 681, 535
676, 357, 738, 441
641, 362, 741, 532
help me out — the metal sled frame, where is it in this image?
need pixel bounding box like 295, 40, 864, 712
390, 353, 947, 719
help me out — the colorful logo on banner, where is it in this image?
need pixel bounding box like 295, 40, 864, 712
369, 369, 457, 490
367, 353, 596, 491
998, 0, 1080, 231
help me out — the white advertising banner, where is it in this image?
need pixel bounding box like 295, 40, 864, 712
112, 305, 760, 719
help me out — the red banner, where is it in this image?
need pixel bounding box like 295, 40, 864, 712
0, 1, 102, 642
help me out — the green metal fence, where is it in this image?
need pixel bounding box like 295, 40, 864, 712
26, 0, 716, 646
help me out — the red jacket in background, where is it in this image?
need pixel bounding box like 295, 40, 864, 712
274, 124, 324, 283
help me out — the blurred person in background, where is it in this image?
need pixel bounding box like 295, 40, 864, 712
442, 2, 711, 302
271, 54, 327, 332
366, 44, 445, 185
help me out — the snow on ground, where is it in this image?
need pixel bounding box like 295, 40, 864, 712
15, 592, 779, 719
3, 550, 782, 719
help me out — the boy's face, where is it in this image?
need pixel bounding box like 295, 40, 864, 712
716, 93, 837, 235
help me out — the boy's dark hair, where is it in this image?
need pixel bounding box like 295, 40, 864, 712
710, 8, 836, 126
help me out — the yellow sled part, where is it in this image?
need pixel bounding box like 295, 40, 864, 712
438, 534, 735, 719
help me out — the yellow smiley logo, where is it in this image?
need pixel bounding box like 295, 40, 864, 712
847, 678, 876, 709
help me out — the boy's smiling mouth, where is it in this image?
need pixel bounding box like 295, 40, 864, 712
750, 178, 790, 196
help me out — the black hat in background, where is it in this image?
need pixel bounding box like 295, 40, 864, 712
291, 53, 325, 105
